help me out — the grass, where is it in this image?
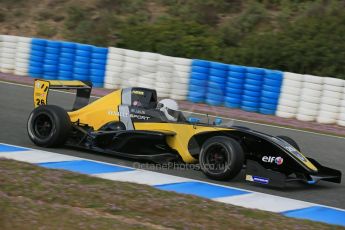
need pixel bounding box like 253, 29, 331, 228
1, 158, 343, 230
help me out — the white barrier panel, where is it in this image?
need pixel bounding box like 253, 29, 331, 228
104, 47, 125, 89
296, 75, 323, 122
104, 46, 192, 99
15, 37, 31, 76
317, 78, 344, 124
337, 87, 345, 126
276, 72, 303, 119
0, 35, 18, 74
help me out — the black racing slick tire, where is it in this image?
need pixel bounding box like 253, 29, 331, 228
27, 105, 71, 147
277, 135, 300, 151
199, 136, 244, 181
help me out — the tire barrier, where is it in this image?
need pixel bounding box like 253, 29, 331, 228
15, 37, 31, 76
29, 38, 108, 86
170, 57, 191, 100
206, 62, 228, 106
73, 44, 92, 81
296, 75, 323, 122
0, 35, 18, 74
29, 38, 46, 78
104, 47, 125, 89
188, 60, 210, 103
58, 42, 76, 80
259, 70, 283, 115
241, 67, 265, 112
276, 72, 303, 119
1, 34, 345, 126
90, 46, 108, 87
43, 40, 61, 80
122, 49, 140, 88
225, 65, 246, 108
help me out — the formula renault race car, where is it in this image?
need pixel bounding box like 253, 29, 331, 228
27, 79, 342, 187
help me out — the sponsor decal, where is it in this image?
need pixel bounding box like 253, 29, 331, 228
253, 176, 269, 184
262, 156, 284, 165
285, 146, 307, 162
245, 175, 254, 182
272, 137, 307, 163
132, 90, 144, 95
35, 92, 46, 97
108, 110, 150, 120
130, 108, 146, 115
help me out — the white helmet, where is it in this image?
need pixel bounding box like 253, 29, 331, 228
158, 99, 179, 121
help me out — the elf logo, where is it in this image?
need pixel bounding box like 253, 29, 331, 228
262, 156, 284, 165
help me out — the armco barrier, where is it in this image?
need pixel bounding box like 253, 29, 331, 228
0, 34, 345, 126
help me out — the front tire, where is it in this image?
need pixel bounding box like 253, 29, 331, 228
199, 136, 244, 181
27, 105, 71, 147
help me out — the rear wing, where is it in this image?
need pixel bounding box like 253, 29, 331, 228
34, 79, 92, 110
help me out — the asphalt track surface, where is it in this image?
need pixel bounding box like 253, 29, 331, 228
1, 81, 344, 209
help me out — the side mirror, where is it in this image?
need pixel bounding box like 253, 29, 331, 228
213, 117, 222, 126
187, 117, 201, 124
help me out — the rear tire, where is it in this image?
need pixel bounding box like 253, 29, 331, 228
277, 135, 300, 151
199, 136, 244, 181
27, 105, 71, 147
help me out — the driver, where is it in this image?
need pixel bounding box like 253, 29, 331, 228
157, 99, 180, 122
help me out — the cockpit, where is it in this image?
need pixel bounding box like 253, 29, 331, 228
121, 87, 186, 122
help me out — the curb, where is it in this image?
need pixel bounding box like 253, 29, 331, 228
1, 143, 344, 227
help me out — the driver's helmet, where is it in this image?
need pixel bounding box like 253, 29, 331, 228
158, 99, 179, 121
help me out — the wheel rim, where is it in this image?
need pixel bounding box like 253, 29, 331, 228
203, 143, 229, 173
33, 114, 53, 139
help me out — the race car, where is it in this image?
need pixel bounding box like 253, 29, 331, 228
27, 79, 342, 187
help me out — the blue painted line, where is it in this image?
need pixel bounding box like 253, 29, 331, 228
282, 206, 345, 226
0, 144, 29, 152
38, 160, 133, 174
155, 181, 249, 199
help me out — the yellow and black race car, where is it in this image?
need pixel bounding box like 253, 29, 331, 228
27, 79, 341, 187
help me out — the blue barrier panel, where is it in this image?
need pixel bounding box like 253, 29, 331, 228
192, 59, 210, 68
224, 66, 246, 109
210, 62, 228, 70
242, 95, 260, 102
261, 96, 279, 104
189, 84, 207, 93
58, 41, 76, 80
191, 66, 209, 74
224, 96, 242, 108
208, 81, 226, 90
241, 67, 265, 112
42, 40, 61, 80
73, 44, 93, 81
29, 38, 47, 78
190, 78, 208, 86
259, 70, 283, 115
190, 72, 208, 80
228, 65, 246, 73
205, 62, 228, 105
188, 60, 211, 103
246, 67, 266, 75
89, 46, 108, 87
226, 87, 243, 94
